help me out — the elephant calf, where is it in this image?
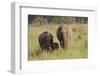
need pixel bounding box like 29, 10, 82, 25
51, 42, 59, 50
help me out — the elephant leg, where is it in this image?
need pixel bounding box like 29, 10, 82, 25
47, 47, 49, 50
60, 41, 64, 48
62, 40, 64, 48
60, 41, 62, 48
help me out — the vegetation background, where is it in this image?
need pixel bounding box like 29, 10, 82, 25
28, 15, 88, 60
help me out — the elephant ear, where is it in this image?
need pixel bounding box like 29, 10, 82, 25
67, 28, 72, 40
49, 33, 53, 44
46, 33, 53, 40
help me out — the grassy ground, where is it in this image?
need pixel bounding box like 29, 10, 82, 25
28, 24, 88, 60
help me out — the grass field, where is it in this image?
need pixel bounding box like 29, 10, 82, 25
28, 24, 88, 60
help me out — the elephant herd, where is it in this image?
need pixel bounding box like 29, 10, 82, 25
38, 24, 71, 51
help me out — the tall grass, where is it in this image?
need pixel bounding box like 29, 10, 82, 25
28, 24, 88, 60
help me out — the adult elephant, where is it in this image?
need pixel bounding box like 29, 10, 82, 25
38, 31, 53, 50
57, 24, 71, 49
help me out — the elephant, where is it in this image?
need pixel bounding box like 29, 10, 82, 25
38, 31, 53, 50
56, 24, 71, 49
51, 42, 59, 50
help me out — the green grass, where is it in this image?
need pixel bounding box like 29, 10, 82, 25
28, 24, 88, 60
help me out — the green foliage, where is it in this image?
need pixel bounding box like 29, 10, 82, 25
50, 16, 60, 24
31, 16, 48, 26
60, 16, 71, 24
29, 15, 88, 26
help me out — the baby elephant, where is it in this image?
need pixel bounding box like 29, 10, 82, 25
51, 42, 59, 50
